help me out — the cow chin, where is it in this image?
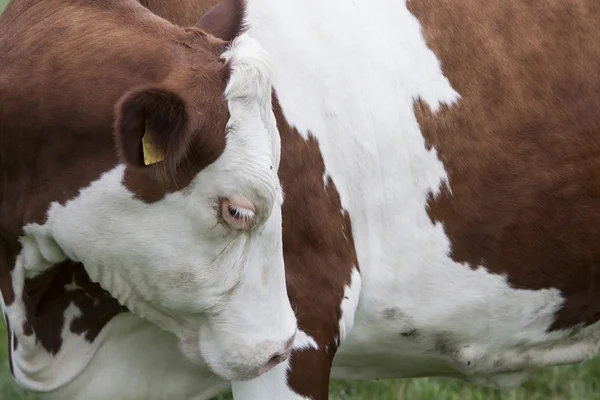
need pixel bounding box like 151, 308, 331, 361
184, 309, 297, 381
174, 330, 287, 381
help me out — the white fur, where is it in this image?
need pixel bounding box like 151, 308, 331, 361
35, 313, 230, 400
293, 329, 319, 352
4, 306, 320, 399
3, 32, 297, 395
10, 302, 102, 393
338, 267, 361, 345
242, 0, 600, 392
222, 33, 282, 175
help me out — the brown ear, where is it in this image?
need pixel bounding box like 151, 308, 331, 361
114, 87, 191, 168
196, 0, 246, 42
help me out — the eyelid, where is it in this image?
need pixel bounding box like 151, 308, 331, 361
227, 204, 255, 221
221, 198, 256, 230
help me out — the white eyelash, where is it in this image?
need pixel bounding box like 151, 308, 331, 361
227, 204, 255, 221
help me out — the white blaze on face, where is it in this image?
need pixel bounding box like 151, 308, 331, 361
14, 33, 296, 382
191, 33, 297, 381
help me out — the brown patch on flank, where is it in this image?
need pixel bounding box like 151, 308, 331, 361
275, 98, 360, 399
408, 0, 600, 330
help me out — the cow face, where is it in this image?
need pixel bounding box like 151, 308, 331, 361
110, 32, 296, 381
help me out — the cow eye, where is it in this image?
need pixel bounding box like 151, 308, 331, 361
221, 199, 256, 230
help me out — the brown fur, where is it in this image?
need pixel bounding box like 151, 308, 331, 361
115, 44, 230, 202
21, 261, 125, 354
276, 109, 358, 399
408, 0, 600, 331
198, 0, 246, 41
138, 0, 221, 26
0, 0, 231, 366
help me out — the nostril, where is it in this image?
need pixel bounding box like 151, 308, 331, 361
269, 352, 288, 365
257, 351, 289, 377
255, 335, 297, 377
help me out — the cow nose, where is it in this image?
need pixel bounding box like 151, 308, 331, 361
256, 334, 296, 377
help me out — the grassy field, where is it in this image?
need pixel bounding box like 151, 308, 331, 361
2, 0, 600, 398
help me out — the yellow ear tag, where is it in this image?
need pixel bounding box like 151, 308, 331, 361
142, 121, 164, 166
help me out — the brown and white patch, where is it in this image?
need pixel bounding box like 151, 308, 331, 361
276, 99, 360, 399
408, 0, 600, 331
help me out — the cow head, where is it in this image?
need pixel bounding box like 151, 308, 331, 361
111, 32, 296, 381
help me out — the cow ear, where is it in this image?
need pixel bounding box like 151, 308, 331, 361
114, 87, 191, 168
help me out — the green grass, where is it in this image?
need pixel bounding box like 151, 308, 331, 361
2, 322, 600, 399
2, 0, 600, 398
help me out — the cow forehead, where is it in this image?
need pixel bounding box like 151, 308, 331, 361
121, 33, 278, 204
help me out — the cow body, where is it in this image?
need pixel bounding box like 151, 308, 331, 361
234, 0, 600, 397
3, 0, 600, 399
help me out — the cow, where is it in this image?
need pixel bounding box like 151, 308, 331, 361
0, 0, 299, 398
4, 0, 600, 400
